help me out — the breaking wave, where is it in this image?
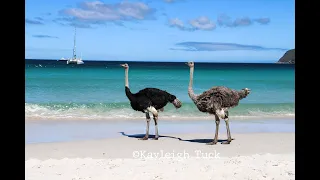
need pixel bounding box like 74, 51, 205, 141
25, 102, 295, 121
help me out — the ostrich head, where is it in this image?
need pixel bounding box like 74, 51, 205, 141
120, 63, 129, 69
243, 88, 251, 95
238, 88, 251, 99
169, 95, 182, 109
173, 98, 182, 109
185, 61, 194, 67
240, 88, 251, 98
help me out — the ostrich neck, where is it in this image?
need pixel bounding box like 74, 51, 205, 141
188, 67, 197, 102
124, 68, 134, 101
125, 68, 129, 88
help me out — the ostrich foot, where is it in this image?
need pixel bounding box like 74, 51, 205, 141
152, 137, 159, 140
139, 136, 148, 140
222, 139, 232, 144
206, 140, 218, 145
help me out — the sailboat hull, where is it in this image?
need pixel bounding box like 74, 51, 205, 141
67, 59, 84, 64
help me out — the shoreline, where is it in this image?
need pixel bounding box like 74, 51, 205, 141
25, 115, 295, 121
26, 117, 295, 144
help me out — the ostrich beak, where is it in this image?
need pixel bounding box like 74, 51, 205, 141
120, 64, 125, 67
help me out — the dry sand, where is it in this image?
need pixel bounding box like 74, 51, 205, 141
26, 132, 295, 180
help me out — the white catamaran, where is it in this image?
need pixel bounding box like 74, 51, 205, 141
66, 27, 84, 65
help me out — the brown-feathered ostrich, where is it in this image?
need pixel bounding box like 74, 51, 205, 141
120, 63, 182, 140
186, 61, 251, 145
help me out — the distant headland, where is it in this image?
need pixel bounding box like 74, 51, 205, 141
277, 49, 295, 64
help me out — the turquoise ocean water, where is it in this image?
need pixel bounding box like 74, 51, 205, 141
25, 60, 295, 121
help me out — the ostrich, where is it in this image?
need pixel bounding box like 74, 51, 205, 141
120, 63, 182, 140
186, 61, 251, 145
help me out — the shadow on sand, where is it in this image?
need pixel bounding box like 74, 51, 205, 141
119, 132, 234, 144
179, 138, 235, 144
118, 132, 181, 140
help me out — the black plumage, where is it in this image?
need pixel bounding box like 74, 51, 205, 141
121, 63, 182, 140
125, 87, 180, 112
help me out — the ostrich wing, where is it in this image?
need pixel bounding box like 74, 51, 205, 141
208, 86, 241, 109
194, 86, 242, 113
137, 88, 171, 108
131, 94, 153, 110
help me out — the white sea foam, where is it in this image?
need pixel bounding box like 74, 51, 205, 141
25, 103, 295, 121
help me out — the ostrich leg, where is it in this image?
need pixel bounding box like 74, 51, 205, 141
222, 111, 232, 144
139, 113, 150, 140
153, 115, 159, 140
207, 114, 220, 145
146, 106, 159, 140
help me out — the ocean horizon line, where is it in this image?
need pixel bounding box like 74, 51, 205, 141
25, 58, 284, 64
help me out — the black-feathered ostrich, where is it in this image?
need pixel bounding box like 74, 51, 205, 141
120, 63, 182, 140
186, 61, 251, 145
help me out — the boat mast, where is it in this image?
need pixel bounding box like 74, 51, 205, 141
72, 26, 76, 59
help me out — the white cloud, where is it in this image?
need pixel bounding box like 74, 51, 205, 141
61, 1, 155, 22
189, 16, 216, 30
254, 18, 270, 24
163, 0, 185, 3
168, 18, 185, 30
217, 14, 270, 27
171, 42, 288, 51
168, 17, 216, 31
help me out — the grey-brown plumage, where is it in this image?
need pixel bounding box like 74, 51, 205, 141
186, 61, 250, 145
192, 86, 250, 114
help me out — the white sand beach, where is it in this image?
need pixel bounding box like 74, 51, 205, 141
26, 131, 295, 180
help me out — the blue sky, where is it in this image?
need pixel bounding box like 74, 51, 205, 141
25, 0, 295, 62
